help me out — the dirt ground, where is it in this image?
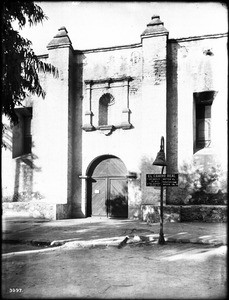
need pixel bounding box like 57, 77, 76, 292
2, 242, 227, 299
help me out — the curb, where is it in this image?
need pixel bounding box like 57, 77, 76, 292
165, 237, 224, 246
2, 245, 62, 258
2, 233, 225, 258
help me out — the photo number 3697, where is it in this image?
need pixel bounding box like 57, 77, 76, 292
9, 288, 23, 293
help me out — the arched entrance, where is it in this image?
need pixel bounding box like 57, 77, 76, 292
86, 155, 128, 218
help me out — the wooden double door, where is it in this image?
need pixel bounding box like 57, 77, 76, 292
88, 157, 128, 218
92, 177, 128, 218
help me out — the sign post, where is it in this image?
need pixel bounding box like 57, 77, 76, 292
159, 168, 165, 244
152, 136, 167, 245
151, 137, 179, 245
146, 173, 178, 243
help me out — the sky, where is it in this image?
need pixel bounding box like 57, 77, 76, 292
19, 1, 228, 55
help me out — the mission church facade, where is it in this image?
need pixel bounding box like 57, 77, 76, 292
2, 16, 227, 220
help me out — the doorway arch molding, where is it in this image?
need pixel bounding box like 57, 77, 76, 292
86, 154, 128, 177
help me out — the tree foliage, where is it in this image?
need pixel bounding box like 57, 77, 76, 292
1, 1, 58, 128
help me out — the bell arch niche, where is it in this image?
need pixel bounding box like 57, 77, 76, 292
82, 77, 133, 135
86, 155, 128, 218
98, 93, 115, 126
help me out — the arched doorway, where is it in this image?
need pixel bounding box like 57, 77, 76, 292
86, 155, 128, 218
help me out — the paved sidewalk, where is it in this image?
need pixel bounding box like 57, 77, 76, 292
2, 215, 227, 252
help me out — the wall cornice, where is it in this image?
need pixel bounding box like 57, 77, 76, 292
169, 32, 228, 44
75, 43, 142, 54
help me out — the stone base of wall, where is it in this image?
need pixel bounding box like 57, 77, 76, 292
141, 205, 181, 223
2, 202, 71, 220
180, 205, 227, 222
128, 206, 142, 220
141, 204, 227, 223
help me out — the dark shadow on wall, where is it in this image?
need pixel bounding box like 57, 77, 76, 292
13, 157, 34, 202
13, 158, 21, 201
2, 127, 42, 202
12, 152, 42, 202
108, 195, 128, 218
166, 40, 179, 205
108, 184, 128, 218
86, 177, 94, 217
70, 51, 84, 218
